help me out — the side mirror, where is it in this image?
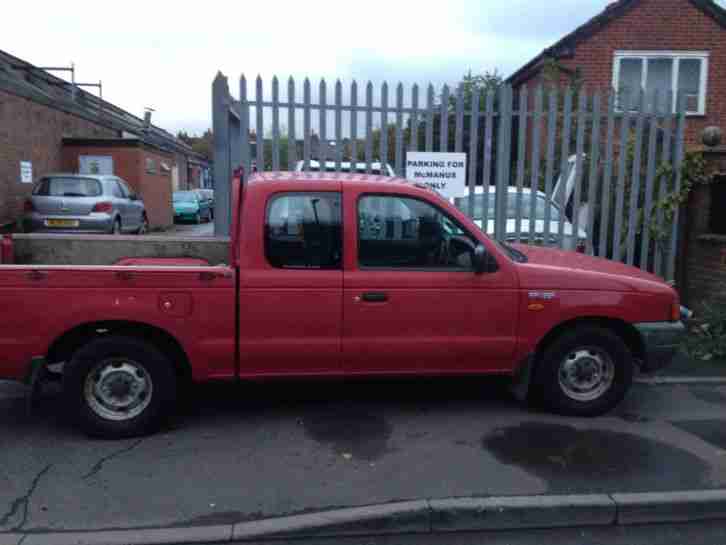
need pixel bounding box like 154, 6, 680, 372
129, 194, 139, 201
472, 244, 498, 274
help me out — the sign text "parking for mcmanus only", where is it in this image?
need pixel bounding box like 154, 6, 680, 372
405, 152, 467, 199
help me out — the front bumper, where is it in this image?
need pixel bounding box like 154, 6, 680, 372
636, 320, 687, 373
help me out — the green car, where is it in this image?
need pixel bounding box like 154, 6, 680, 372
173, 191, 212, 224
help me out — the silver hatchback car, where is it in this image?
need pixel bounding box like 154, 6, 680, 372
23, 174, 148, 234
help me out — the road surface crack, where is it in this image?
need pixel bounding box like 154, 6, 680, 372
82, 438, 144, 480
0, 464, 52, 530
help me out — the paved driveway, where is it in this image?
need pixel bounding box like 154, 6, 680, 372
2, 377, 726, 533
154, 221, 215, 237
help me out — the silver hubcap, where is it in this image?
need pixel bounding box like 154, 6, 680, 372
84, 359, 153, 421
558, 347, 615, 402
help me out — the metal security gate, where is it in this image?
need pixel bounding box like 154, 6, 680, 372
213, 72, 686, 279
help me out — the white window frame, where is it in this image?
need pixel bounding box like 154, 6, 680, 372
612, 50, 709, 115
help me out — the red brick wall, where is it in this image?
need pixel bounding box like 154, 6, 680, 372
0, 89, 116, 226
515, 0, 726, 148
61, 144, 173, 229
138, 148, 173, 228
683, 178, 726, 309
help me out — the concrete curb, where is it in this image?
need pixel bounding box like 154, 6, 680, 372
232, 500, 429, 540
7, 490, 726, 545
429, 494, 615, 532
635, 376, 726, 385
613, 490, 726, 524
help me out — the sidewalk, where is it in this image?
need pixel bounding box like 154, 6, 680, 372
652, 352, 726, 378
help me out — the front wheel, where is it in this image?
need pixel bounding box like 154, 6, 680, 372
533, 326, 633, 417
63, 336, 177, 438
194, 212, 201, 224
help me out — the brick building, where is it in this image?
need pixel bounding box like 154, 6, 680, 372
0, 48, 209, 230
507, 0, 726, 148
61, 139, 176, 227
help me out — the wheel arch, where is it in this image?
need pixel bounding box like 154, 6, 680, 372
46, 320, 192, 384
513, 316, 645, 402
535, 316, 645, 365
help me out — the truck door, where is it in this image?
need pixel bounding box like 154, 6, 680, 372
342, 190, 518, 374
238, 189, 343, 375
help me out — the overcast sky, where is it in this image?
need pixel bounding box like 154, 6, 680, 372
5, 0, 726, 136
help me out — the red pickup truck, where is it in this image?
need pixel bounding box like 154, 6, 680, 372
0, 172, 685, 438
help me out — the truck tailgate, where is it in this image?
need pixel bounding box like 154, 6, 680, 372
0, 265, 236, 382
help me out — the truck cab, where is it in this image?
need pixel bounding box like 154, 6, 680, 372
0, 171, 686, 438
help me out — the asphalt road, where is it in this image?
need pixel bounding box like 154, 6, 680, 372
2, 377, 726, 533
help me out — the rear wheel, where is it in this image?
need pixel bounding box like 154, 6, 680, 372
63, 336, 177, 438
194, 212, 201, 224
112, 218, 122, 235
533, 326, 633, 417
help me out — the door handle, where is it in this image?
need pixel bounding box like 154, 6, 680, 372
361, 292, 388, 303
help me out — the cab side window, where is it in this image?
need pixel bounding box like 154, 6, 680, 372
266, 192, 342, 270
358, 194, 477, 270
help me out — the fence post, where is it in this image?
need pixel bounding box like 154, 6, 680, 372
494, 85, 513, 241
666, 95, 687, 282
288, 77, 297, 171
557, 88, 573, 249
256, 76, 264, 172
654, 91, 674, 277
626, 91, 646, 266
212, 72, 231, 236
240, 75, 251, 180
335, 80, 343, 172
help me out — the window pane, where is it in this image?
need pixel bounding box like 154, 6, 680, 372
645, 58, 673, 112
618, 58, 643, 110
678, 58, 702, 113
358, 195, 476, 270
266, 193, 342, 269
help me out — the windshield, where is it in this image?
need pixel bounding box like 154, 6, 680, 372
173, 192, 197, 203
33, 177, 102, 197
454, 192, 561, 222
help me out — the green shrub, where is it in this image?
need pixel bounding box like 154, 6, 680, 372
684, 301, 726, 361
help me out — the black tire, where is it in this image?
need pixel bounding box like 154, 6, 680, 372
63, 336, 177, 438
195, 212, 201, 224
533, 326, 633, 417
111, 218, 122, 235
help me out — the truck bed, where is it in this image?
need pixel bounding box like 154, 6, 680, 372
8, 233, 231, 266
